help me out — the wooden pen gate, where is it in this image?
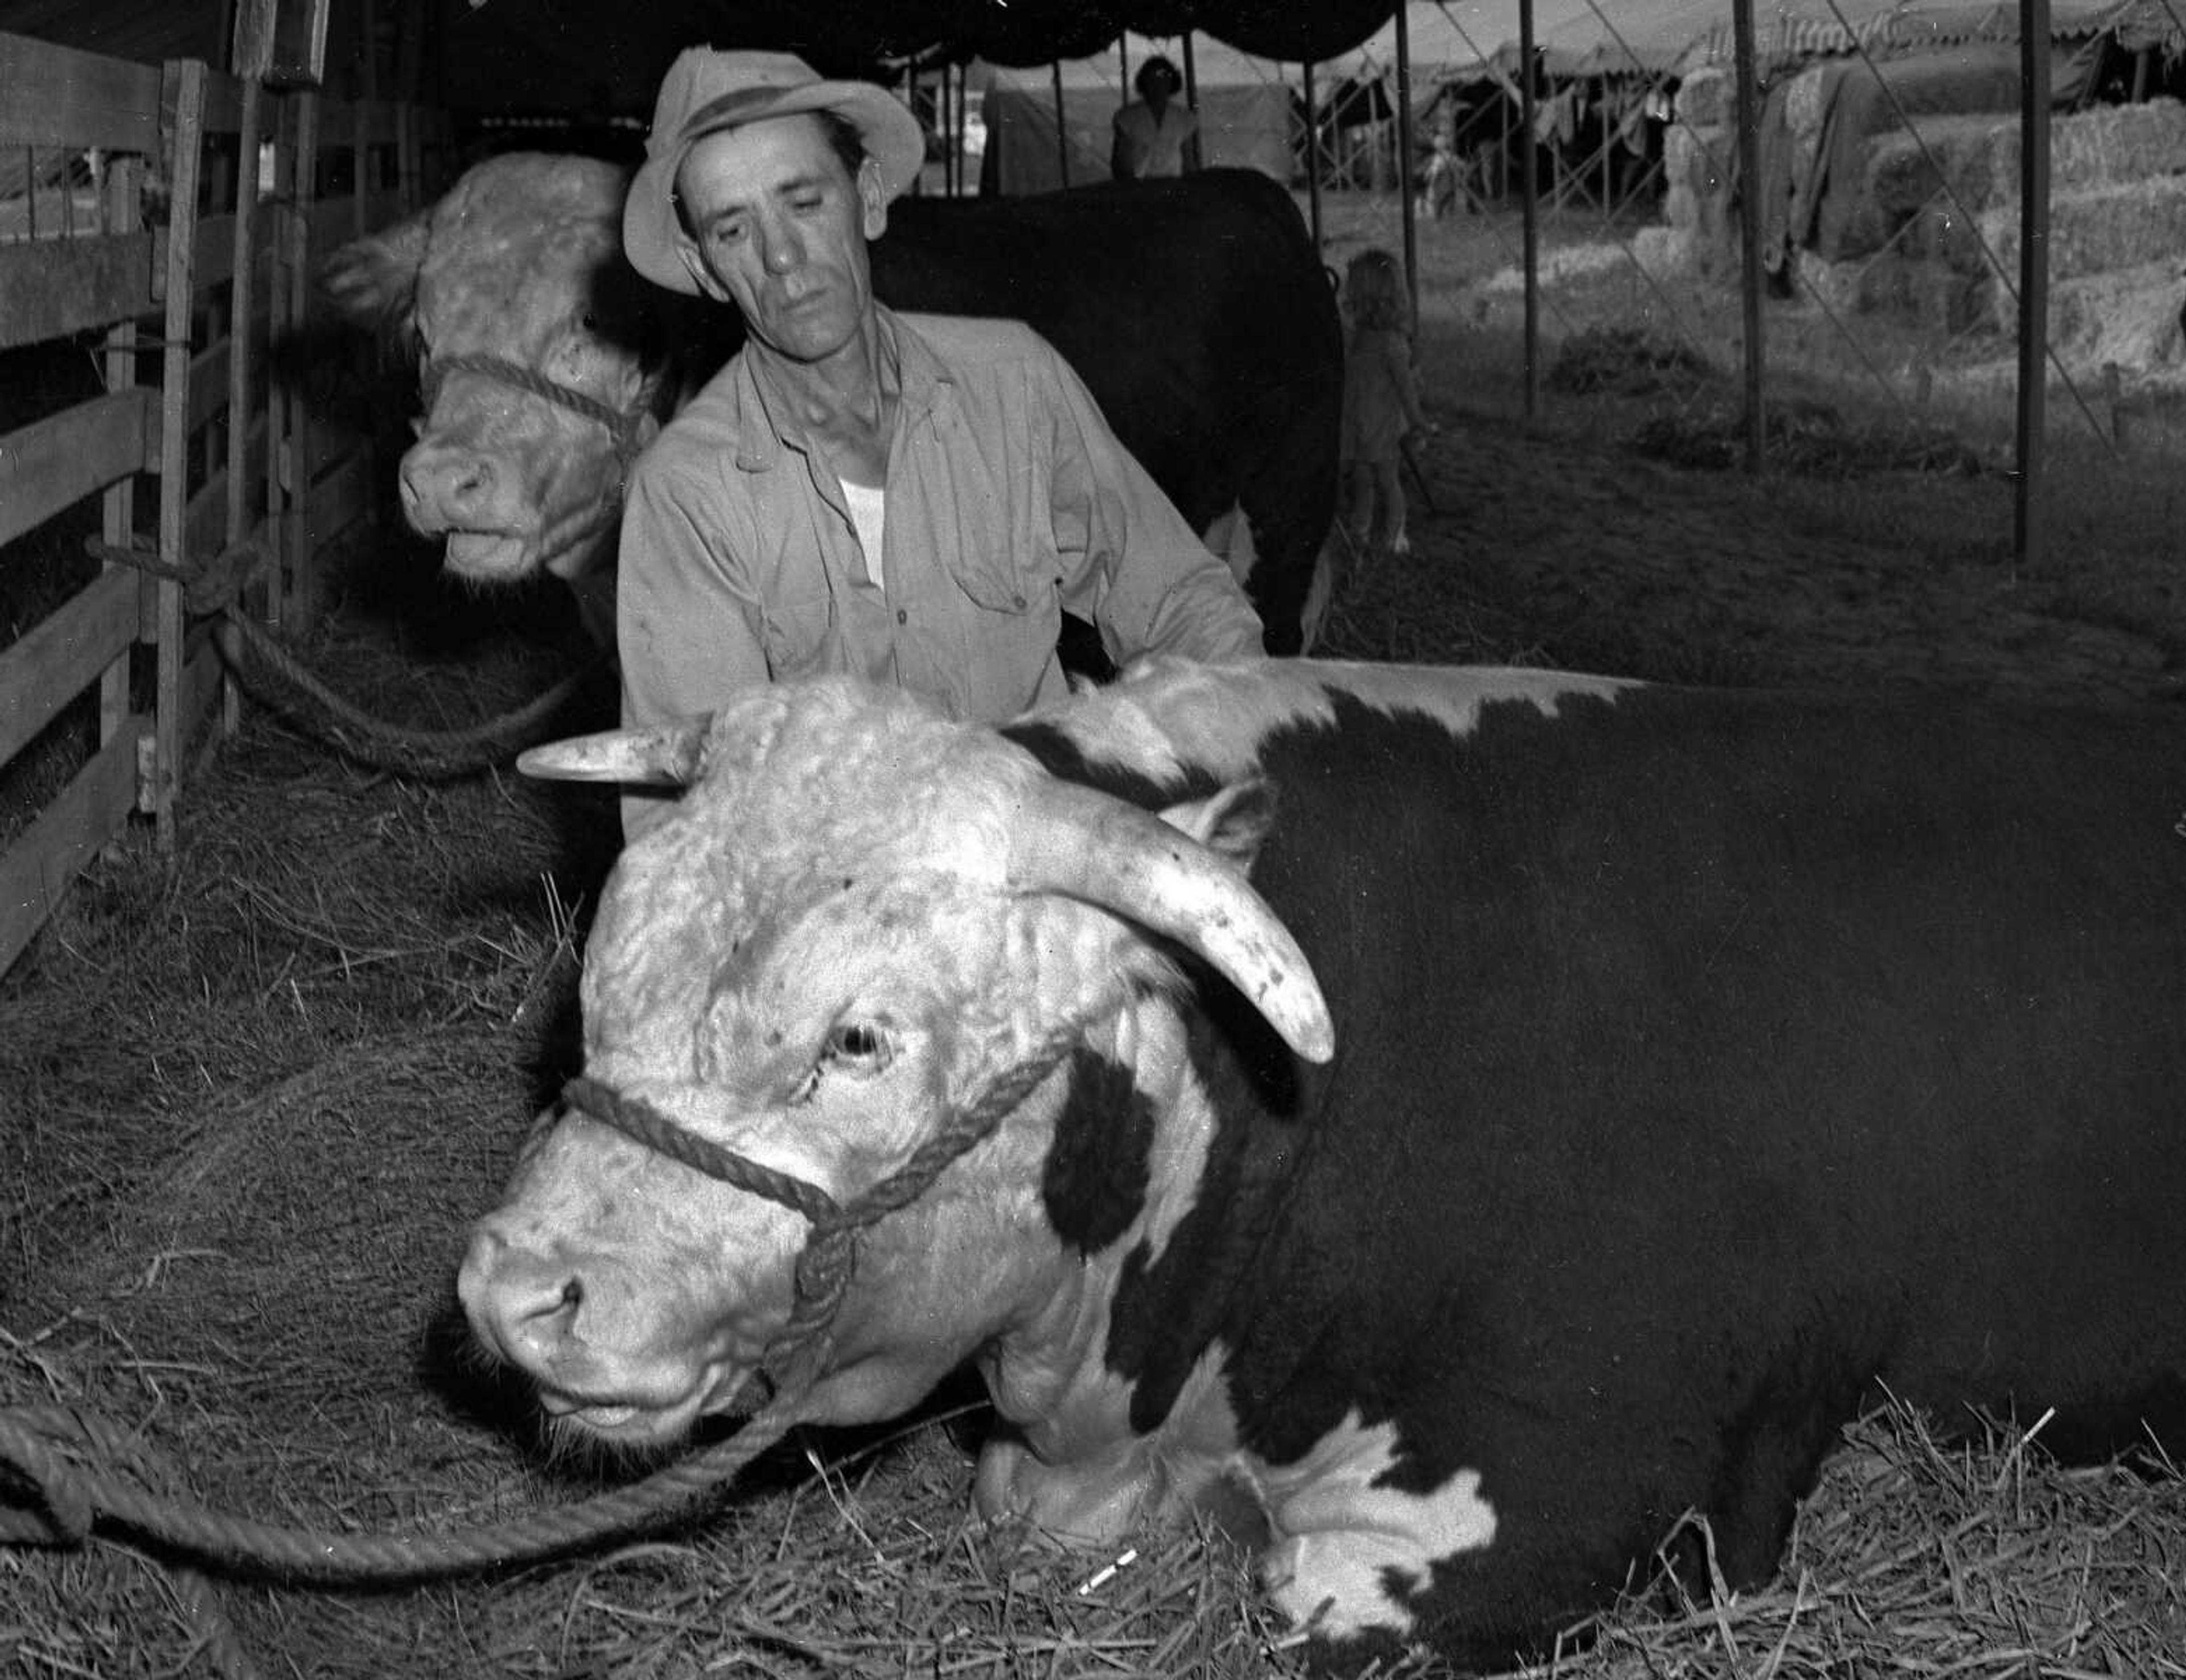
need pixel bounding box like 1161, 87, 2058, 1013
0, 28, 445, 977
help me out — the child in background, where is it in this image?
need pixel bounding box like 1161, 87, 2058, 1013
1339, 247, 1431, 559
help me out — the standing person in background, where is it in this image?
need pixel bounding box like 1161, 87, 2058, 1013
1111, 55, 1198, 181
1338, 247, 1432, 561
1418, 132, 1464, 219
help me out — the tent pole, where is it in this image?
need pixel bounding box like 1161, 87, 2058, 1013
1119, 35, 1131, 102
1303, 59, 1325, 252
904, 61, 920, 196
1732, 0, 1764, 473
1520, 0, 1538, 419
1181, 30, 1203, 170
2016, 0, 2050, 568
942, 61, 955, 196
1052, 59, 1070, 187
1396, 0, 1418, 330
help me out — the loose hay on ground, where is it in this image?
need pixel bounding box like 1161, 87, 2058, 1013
9, 471, 2186, 1675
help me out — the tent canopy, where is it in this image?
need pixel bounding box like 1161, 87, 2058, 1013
1367, 1, 2139, 86
0, 0, 1404, 114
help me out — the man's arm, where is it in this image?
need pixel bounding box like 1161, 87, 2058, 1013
1039, 337, 1265, 668
615, 457, 769, 841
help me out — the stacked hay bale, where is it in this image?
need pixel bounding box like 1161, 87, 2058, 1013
1642, 64, 1734, 278
1947, 98, 2186, 376
1660, 73, 2186, 380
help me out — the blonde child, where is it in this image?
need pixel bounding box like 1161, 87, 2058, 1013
1339, 247, 1431, 559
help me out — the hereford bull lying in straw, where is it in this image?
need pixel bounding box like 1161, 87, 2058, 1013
321, 155, 1343, 654
459, 659, 2186, 1669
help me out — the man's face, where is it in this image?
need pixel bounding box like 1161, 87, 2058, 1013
674, 112, 888, 363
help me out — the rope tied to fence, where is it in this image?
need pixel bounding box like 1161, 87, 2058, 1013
0, 1008, 1095, 1637
83, 533, 604, 776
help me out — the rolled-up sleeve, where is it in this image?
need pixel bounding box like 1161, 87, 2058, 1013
1040, 339, 1265, 669
615, 455, 767, 841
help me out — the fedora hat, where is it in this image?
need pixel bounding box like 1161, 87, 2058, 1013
625, 48, 925, 294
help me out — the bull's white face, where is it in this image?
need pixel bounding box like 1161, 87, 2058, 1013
459, 685, 1197, 1448
461, 876, 1106, 1446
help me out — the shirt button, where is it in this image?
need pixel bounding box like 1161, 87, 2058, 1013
896, 608, 908, 625
1012, 594, 1026, 610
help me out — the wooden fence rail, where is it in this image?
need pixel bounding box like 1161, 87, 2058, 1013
0, 28, 447, 977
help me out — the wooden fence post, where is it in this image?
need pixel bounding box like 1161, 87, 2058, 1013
221, 72, 263, 739
154, 57, 207, 851
100, 153, 141, 751
286, 89, 320, 625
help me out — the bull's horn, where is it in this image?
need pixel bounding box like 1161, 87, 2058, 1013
1006, 779, 1336, 1065
516, 717, 712, 784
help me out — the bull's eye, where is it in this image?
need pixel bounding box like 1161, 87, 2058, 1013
580, 311, 600, 334
824, 1021, 891, 1070
787, 1018, 894, 1107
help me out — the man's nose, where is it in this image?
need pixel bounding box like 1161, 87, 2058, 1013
762, 224, 804, 274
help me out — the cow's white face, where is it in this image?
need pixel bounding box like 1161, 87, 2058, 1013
325, 155, 659, 584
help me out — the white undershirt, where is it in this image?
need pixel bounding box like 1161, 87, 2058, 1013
841, 480, 886, 588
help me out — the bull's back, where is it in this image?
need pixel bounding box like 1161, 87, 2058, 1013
1028, 674, 2186, 1650
1269, 683, 2186, 1649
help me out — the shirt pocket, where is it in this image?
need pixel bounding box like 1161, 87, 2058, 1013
757, 592, 835, 679
947, 553, 1063, 710
951, 553, 1040, 619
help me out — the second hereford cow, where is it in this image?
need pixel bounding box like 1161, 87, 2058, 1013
322, 154, 1344, 655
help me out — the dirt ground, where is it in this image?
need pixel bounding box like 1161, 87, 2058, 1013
1316, 200, 2186, 709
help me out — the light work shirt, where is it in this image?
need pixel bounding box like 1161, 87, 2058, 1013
617, 306, 1264, 837
1113, 101, 1199, 178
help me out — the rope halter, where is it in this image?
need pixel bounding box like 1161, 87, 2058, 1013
419, 351, 655, 483
555, 1013, 1099, 1399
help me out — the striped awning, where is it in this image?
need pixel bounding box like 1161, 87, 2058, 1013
1682, 2, 2119, 71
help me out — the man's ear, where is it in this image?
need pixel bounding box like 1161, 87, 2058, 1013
676, 241, 727, 303
858, 157, 890, 241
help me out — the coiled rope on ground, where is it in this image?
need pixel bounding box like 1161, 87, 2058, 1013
84, 533, 603, 776
0, 1014, 1099, 1680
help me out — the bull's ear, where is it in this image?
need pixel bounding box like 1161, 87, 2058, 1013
517, 718, 713, 785
319, 210, 431, 357
1160, 779, 1276, 876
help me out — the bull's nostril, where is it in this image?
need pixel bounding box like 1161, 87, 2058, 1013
399, 450, 498, 523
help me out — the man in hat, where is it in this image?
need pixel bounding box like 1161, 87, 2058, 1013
616, 48, 1265, 839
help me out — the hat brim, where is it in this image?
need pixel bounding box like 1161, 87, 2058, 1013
625, 82, 926, 296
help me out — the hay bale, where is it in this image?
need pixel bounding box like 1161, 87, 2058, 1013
1665, 121, 1730, 199
1869, 100, 2186, 233
1897, 197, 1989, 270
1981, 175, 2186, 283
1988, 257, 2186, 374
2115, 381, 2186, 456
1630, 223, 1696, 277
1867, 113, 2018, 216
1678, 64, 1730, 128
1981, 96, 2186, 198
